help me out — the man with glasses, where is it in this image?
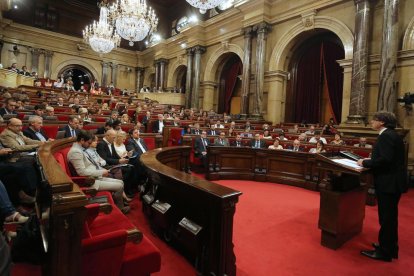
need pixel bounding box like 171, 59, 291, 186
0, 98, 18, 117
0, 118, 43, 161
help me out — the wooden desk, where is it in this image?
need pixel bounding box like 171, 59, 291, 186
140, 146, 241, 276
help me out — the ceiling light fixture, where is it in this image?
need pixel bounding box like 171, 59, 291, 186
83, 3, 120, 54
186, 0, 226, 14
109, 0, 158, 46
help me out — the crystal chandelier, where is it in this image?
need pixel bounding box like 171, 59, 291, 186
109, 0, 158, 46
186, 0, 226, 14
83, 5, 120, 54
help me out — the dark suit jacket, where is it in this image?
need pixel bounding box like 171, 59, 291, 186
59, 125, 79, 138
250, 140, 266, 148
231, 140, 244, 147
362, 128, 407, 194
0, 108, 18, 117
194, 137, 210, 156
22, 127, 49, 141
207, 129, 218, 136
96, 140, 121, 166
152, 120, 164, 133
191, 129, 201, 135
287, 145, 305, 152
126, 138, 148, 158
141, 115, 150, 125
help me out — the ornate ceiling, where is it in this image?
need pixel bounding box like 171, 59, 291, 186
3, 0, 202, 51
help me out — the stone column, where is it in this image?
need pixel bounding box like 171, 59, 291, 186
111, 63, 118, 87
159, 59, 168, 91
30, 48, 41, 74
185, 48, 194, 108
101, 62, 109, 88
347, 0, 374, 124
154, 61, 160, 91
252, 22, 271, 119
136, 67, 144, 92
192, 45, 206, 109
377, 0, 399, 112
43, 50, 53, 79
240, 26, 254, 119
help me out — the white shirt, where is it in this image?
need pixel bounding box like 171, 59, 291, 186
379, 127, 387, 135
158, 121, 164, 133
309, 137, 327, 144
135, 139, 146, 153
103, 138, 113, 154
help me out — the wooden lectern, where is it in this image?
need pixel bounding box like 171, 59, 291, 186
315, 153, 370, 249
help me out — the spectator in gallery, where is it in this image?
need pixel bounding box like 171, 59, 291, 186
20, 66, 31, 76
268, 138, 283, 150
8, 63, 19, 73
54, 77, 64, 88
309, 140, 326, 153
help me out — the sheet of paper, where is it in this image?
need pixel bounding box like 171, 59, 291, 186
332, 158, 364, 169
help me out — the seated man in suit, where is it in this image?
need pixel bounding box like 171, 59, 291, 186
207, 125, 218, 136
141, 111, 151, 131
354, 137, 372, 148
59, 115, 80, 138
250, 133, 266, 149
194, 131, 210, 167
191, 123, 202, 135
214, 120, 224, 129
244, 120, 254, 131
97, 129, 129, 166
0, 118, 43, 161
304, 125, 316, 135
67, 130, 129, 213
33, 104, 45, 118
0, 98, 18, 117
23, 116, 54, 142
96, 121, 113, 135
126, 128, 148, 188
231, 134, 244, 147
106, 111, 119, 125
288, 139, 304, 152
298, 133, 308, 143
152, 114, 165, 134
172, 117, 181, 127
214, 132, 229, 146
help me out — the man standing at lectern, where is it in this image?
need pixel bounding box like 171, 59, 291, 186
357, 111, 407, 262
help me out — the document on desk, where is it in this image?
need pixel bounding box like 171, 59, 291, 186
333, 158, 364, 169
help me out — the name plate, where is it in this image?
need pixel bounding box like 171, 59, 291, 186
151, 200, 171, 214
178, 217, 202, 235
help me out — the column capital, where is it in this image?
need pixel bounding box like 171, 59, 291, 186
253, 22, 272, 35
136, 67, 145, 72
110, 63, 118, 69
44, 50, 54, 57
193, 45, 206, 55
101, 61, 110, 67
354, 0, 376, 5
242, 26, 254, 37
157, 58, 169, 65
30, 47, 42, 56
186, 48, 194, 55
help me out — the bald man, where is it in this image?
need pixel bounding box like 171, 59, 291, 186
96, 129, 129, 166
0, 118, 43, 161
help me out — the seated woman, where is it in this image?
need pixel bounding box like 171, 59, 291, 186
268, 138, 283, 150
120, 114, 130, 124
102, 102, 109, 110
44, 78, 53, 88
1, 180, 28, 224
330, 133, 345, 145
182, 126, 192, 136
261, 130, 273, 140
228, 128, 236, 137
309, 140, 326, 153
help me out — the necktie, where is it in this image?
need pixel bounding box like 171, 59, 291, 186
84, 150, 100, 169
72, 129, 76, 137
237, 142, 240, 147
256, 141, 259, 148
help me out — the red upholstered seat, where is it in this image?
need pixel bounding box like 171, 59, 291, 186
43, 125, 59, 139
168, 128, 183, 146
121, 237, 161, 276
143, 137, 156, 150
57, 115, 69, 121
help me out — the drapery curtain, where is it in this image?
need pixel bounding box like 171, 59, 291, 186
294, 41, 344, 124
224, 61, 242, 113
294, 43, 323, 123
321, 42, 344, 123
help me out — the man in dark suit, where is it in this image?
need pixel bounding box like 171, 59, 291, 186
207, 125, 218, 136
59, 115, 80, 138
23, 115, 52, 141
287, 139, 304, 152
126, 128, 148, 186
250, 134, 266, 149
152, 114, 164, 134
141, 111, 151, 132
191, 123, 201, 135
96, 129, 129, 166
0, 98, 18, 117
194, 131, 210, 167
358, 111, 407, 262
231, 134, 244, 147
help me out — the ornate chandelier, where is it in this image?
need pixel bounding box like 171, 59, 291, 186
109, 0, 158, 46
83, 5, 120, 54
186, 0, 226, 14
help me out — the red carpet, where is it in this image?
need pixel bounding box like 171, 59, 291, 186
129, 179, 414, 276
11, 180, 414, 276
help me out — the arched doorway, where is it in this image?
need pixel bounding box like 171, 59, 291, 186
57, 64, 94, 91
174, 65, 186, 93
285, 31, 344, 124
217, 54, 242, 114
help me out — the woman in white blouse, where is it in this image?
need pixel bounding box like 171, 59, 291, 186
113, 131, 131, 158
268, 138, 283, 150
